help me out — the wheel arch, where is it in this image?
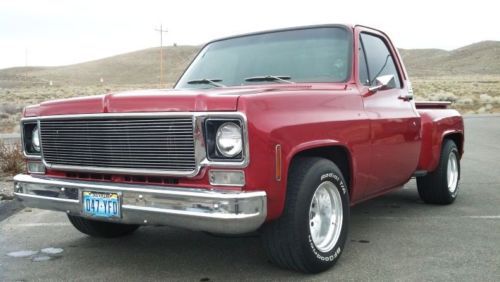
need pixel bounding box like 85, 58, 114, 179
443, 131, 464, 158
417, 110, 464, 173
286, 142, 353, 198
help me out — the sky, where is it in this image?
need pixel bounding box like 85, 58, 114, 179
0, 0, 499, 69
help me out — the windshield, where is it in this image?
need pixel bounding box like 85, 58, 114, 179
175, 27, 351, 89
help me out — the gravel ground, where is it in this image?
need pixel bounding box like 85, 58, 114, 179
0, 176, 14, 202
0, 175, 22, 222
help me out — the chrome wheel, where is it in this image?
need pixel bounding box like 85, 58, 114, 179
447, 152, 459, 193
309, 181, 343, 252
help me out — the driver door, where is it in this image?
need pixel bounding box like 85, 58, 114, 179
358, 30, 421, 195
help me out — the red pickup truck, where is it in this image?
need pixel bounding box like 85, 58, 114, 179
14, 24, 464, 273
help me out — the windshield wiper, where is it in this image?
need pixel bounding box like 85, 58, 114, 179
244, 75, 294, 84
187, 78, 226, 88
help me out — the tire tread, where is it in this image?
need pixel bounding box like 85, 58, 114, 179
67, 215, 139, 238
261, 157, 347, 273
417, 139, 459, 205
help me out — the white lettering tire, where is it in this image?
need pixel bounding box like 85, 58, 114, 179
261, 157, 349, 273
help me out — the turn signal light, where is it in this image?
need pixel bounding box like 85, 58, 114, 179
209, 170, 245, 187
27, 161, 45, 174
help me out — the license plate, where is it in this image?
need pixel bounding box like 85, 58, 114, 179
82, 191, 121, 218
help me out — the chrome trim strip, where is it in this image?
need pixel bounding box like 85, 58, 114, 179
18, 193, 79, 204
22, 112, 240, 121
14, 174, 266, 234
21, 112, 250, 177
121, 205, 259, 219
45, 163, 198, 177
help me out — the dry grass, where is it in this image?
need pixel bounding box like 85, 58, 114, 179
0, 140, 24, 175
412, 75, 500, 114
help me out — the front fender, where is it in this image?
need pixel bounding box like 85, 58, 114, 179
285, 139, 343, 164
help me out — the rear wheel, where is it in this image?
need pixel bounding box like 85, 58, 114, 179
261, 157, 349, 273
417, 139, 460, 204
67, 215, 140, 238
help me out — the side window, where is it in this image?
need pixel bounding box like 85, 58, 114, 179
358, 44, 369, 85
360, 33, 401, 88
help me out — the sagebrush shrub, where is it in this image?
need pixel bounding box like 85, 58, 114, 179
0, 140, 24, 175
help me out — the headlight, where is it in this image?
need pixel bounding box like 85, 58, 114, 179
22, 122, 41, 155
32, 126, 40, 152
215, 122, 243, 157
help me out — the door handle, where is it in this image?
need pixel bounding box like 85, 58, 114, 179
398, 93, 413, 101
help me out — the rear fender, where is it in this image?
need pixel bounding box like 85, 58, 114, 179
417, 110, 464, 172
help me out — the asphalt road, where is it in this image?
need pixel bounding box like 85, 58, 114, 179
1, 116, 499, 281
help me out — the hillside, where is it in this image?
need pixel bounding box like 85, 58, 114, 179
0, 46, 200, 87
0, 41, 499, 87
399, 41, 500, 76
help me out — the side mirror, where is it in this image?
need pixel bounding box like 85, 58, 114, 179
368, 74, 396, 92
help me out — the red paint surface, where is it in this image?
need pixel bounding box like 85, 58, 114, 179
24, 25, 464, 221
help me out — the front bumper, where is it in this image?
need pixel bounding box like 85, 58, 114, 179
13, 174, 267, 234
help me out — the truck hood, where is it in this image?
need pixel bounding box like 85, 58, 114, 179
23, 84, 347, 117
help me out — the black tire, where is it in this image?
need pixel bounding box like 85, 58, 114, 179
417, 139, 460, 205
204, 231, 259, 238
67, 215, 140, 238
261, 157, 349, 273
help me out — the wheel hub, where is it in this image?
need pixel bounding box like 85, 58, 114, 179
447, 152, 459, 193
309, 181, 343, 252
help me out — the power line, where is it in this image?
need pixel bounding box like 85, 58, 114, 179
154, 24, 168, 88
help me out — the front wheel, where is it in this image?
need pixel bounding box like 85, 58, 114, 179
417, 139, 460, 204
261, 157, 349, 273
67, 215, 140, 238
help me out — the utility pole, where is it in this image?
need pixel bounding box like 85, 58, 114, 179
154, 25, 168, 88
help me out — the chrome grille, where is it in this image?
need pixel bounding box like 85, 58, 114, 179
39, 116, 196, 173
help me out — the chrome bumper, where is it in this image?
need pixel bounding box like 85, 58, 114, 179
13, 174, 267, 234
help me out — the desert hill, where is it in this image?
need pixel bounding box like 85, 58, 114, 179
399, 41, 500, 76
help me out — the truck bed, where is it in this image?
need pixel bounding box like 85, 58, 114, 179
415, 101, 452, 109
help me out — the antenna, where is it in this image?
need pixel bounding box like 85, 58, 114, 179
154, 24, 168, 88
